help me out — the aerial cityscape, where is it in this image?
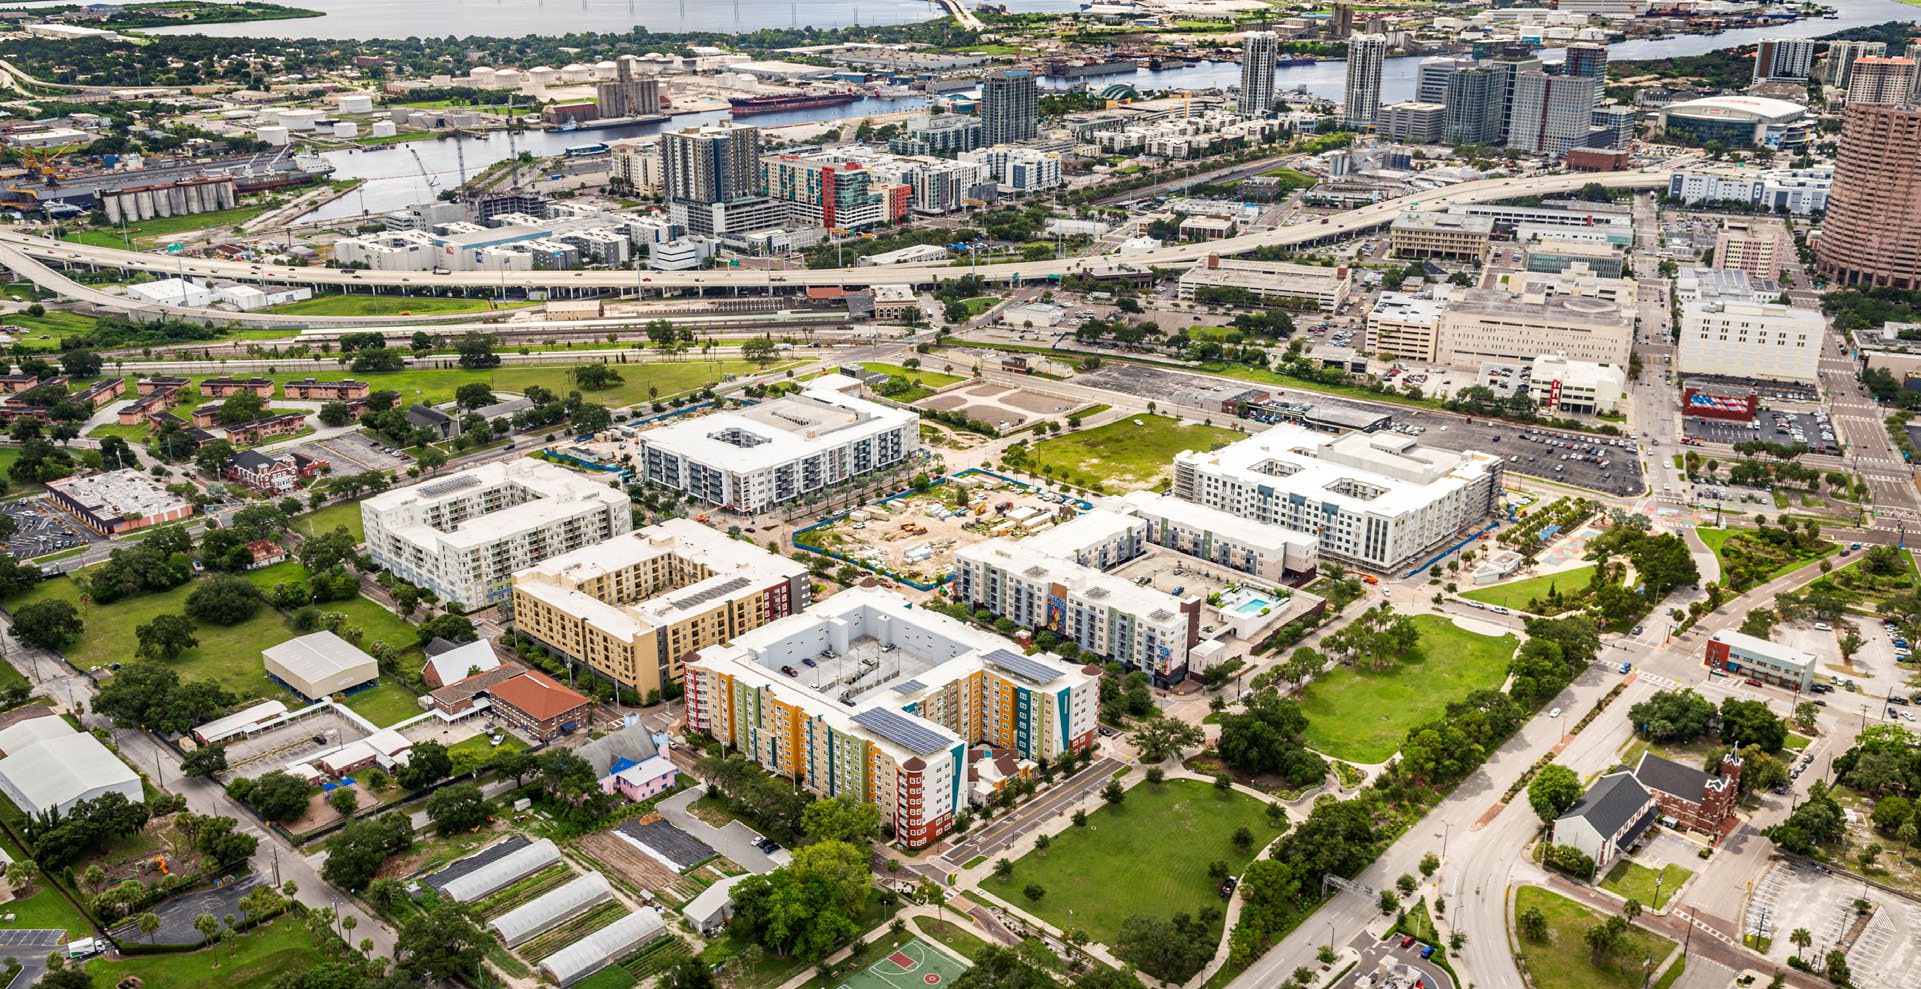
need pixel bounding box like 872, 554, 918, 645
0, 0, 1918, 988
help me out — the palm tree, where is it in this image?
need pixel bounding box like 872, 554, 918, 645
137, 912, 160, 944
223, 913, 237, 963
194, 914, 220, 967
1790, 928, 1812, 961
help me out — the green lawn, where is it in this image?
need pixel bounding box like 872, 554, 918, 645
0, 832, 90, 935
1257, 167, 1316, 190
982, 778, 1272, 945
86, 918, 328, 988
244, 561, 423, 665
116, 201, 277, 244
265, 294, 507, 317
912, 916, 994, 963
1695, 527, 1839, 592
448, 731, 528, 775
860, 362, 964, 388
1598, 861, 1691, 911
2, 307, 98, 343
255, 359, 789, 409
1296, 615, 1518, 764
61, 229, 134, 249
1463, 565, 1599, 611
1025, 414, 1242, 491
342, 680, 423, 727
1512, 886, 1676, 989
86, 422, 151, 441
295, 499, 366, 543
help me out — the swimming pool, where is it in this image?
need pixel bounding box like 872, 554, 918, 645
1220, 587, 1282, 615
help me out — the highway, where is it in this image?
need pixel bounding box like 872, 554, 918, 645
0, 169, 1675, 302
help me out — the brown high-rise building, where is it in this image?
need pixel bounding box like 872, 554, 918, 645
1847, 56, 1917, 106
1818, 103, 1921, 289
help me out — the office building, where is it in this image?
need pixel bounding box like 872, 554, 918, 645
1847, 56, 1917, 106
1712, 218, 1794, 277
1380, 102, 1446, 143
635, 382, 918, 513
1589, 105, 1636, 149
889, 115, 983, 157
511, 519, 810, 695
1819, 103, 1921, 288
1344, 34, 1388, 129
1528, 355, 1626, 414
1564, 43, 1608, 105
362, 459, 632, 609
955, 535, 1201, 682
980, 69, 1039, 146
1678, 300, 1824, 384
1240, 31, 1279, 115
1436, 287, 1633, 368
1418, 56, 1470, 104
684, 587, 1100, 848
1826, 40, 1887, 91
1703, 629, 1817, 691
596, 58, 661, 118
1176, 255, 1354, 310
1444, 66, 1506, 146
1117, 490, 1319, 583
1754, 38, 1816, 81
1170, 423, 1503, 573
1390, 210, 1493, 260
1656, 95, 1813, 151
761, 153, 888, 230
1507, 71, 1601, 155
1366, 289, 1449, 362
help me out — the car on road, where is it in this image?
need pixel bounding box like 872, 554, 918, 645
1548, 707, 1562, 718
1619, 662, 1633, 673
1744, 678, 1764, 687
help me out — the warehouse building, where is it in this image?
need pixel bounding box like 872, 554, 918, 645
513, 519, 809, 695
634, 383, 918, 513
45, 469, 196, 535
0, 717, 143, 818
363, 459, 633, 609
263, 632, 380, 702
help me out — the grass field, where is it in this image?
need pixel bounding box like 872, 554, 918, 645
1296, 615, 1518, 764
1599, 861, 1691, 911
859, 362, 964, 403
1696, 526, 1838, 591
114, 202, 278, 244
1512, 886, 1676, 989
3, 307, 98, 343
1025, 414, 1242, 490
984, 778, 1271, 945
0, 834, 90, 935
244, 560, 422, 664
254, 359, 790, 409
342, 680, 423, 727
86, 421, 151, 441
911, 916, 994, 963
265, 294, 507, 317
1462, 565, 1599, 611
86, 919, 328, 988
295, 499, 367, 542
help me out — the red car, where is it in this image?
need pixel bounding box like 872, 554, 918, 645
1745, 678, 1764, 687
1400, 935, 1415, 948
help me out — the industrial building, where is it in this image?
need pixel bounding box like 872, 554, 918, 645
1390, 211, 1494, 260
362, 459, 633, 609
511, 519, 810, 696
634, 383, 918, 513
684, 588, 1100, 849
99, 176, 237, 224
1169, 424, 1504, 573
262, 631, 381, 702
1678, 300, 1825, 384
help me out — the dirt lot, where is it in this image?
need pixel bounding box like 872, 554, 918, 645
577, 830, 682, 893
918, 381, 1081, 430
802, 474, 1077, 585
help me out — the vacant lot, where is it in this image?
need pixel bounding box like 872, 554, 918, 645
266, 294, 504, 317
1463, 565, 1599, 612
295, 498, 368, 542
1025, 414, 1241, 491
983, 778, 1272, 946
1511, 885, 1677, 989
1296, 615, 1518, 764
1599, 861, 1691, 911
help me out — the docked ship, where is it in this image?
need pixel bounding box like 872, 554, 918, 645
729, 92, 860, 116
1276, 55, 1322, 66
1044, 59, 1137, 78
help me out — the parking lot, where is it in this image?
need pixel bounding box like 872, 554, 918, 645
284, 431, 413, 475
1683, 408, 1839, 454
1746, 859, 1921, 989
0, 497, 100, 560
1451, 422, 1646, 497
221, 707, 370, 779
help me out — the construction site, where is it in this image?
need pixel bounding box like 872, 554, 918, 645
797, 471, 1082, 590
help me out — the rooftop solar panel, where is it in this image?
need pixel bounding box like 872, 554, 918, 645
418, 474, 482, 498
891, 679, 927, 695
982, 648, 1064, 685
849, 707, 952, 755
670, 575, 752, 610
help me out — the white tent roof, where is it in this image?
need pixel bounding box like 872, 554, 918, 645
0, 716, 74, 755
488, 872, 613, 947
0, 727, 142, 817
538, 909, 665, 987
443, 838, 561, 902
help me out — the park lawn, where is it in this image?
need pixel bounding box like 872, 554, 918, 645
1296, 615, 1518, 764
1599, 861, 1691, 911
264, 294, 506, 317
343, 680, 423, 727
295, 499, 366, 542
1696, 526, 1838, 590
1462, 565, 1599, 611
860, 362, 964, 388
260, 359, 789, 408
1258, 166, 1316, 190
118, 201, 277, 244
15, 572, 297, 697
242, 560, 422, 664
982, 778, 1271, 946
912, 916, 994, 964
3, 307, 98, 343
1025, 414, 1242, 491
1512, 886, 1676, 989
86, 421, 150, 442
0, 832, 90, 934
87, 918, 328, 988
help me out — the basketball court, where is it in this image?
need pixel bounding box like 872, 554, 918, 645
839, 937, 969, 989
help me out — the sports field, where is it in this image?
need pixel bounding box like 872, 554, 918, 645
835, 938, 967, 989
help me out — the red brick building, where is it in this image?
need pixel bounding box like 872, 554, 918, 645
200, 377, 275, 399
284, 378, 371, 401
1634, 750, 1740, 838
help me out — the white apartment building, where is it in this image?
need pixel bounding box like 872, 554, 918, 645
635, 383, 919, 513
363, 459, 633, 609
609, 140, 664, 196
1170, 424, 1504, 573
1117, 490, 1319, 583
1435, 287, 1634, 369
1666, 167, 1832, 215
908, 159, 990, 214
1678, 300, 1825, 384
954, 537, 1200, 682
684, 588, 1100, 849
1177, 256, 1354, 310
960, 146, 1063, 193
1528, 354, 1626, 414
1367, 289, 1450, 363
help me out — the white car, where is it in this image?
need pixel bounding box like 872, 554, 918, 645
1548, 707, 1562, 718
1814, 622, 1832, 631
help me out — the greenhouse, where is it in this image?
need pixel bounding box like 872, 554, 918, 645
537, 908, 666, 987
487, 872, 614, 948
442, 838, 563, 903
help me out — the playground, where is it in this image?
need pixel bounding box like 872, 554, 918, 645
836, 938, 968, 989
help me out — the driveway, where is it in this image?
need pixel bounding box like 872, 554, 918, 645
655, 788, 785, 874
0, 929, 67, 989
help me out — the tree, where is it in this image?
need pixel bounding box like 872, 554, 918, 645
193, 439, 237, 477
327, 788, 358, 818
1789, 927, 1812, 961
194, 912, 220, 953
1627, 689, 1716, 742
1719, 697, 1787, 752
395, 902, 487, 982
1420, 852, 1440, 877
572, 364, 625, 391
414, 614, 475, 646
801, 796, 881, 844
135, 612, 198, 661
666, 956, 717, 989
454, 383, 497, 409
1518, 906, 1549, 942
185, 575, 264, 626
425, 783, 488, 835
181, 744, 227, 778
1583, 916, 1627, 963
1023, 883, 1045, 903
1101, 780, 1125, 805
10, 600, 80, 649
455, 333, 500, 370
742, 336, 780, 367
1528, 764, 1583, 823
233, 770, 312, 822
1131, 716, 1204, 763
317, 401, 355, 427
396, 740, 452, 790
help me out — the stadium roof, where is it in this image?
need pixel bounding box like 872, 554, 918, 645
1662, 95, 1808, 123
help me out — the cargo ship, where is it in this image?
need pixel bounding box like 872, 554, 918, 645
729, 92, 861, 116
1045, 59, 1137, 78
1277, 55, 1322, 66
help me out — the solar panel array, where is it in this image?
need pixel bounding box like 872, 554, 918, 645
849, 707, 953, 755
983, 648, 1064, 685
670, 575, 753, 611
418, 474, 482, 498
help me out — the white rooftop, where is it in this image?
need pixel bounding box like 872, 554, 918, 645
364, 458, 628, 552
636, 384, 915, 472
1177, 422, 1500, 518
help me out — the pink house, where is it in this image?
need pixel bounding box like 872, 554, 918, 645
575, 724, 678, 803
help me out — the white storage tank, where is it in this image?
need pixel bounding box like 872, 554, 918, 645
336, 93, 374, 114
527, 65, 558, 86
559, 63, 590, 82
334, 121, 359, 138
493, 68, 522, 88
256, 125, 290, 146
593, 60, 617, 80
470, 66, 497, 88
369, 120, 397, 138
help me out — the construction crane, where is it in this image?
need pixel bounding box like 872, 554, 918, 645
503, 94, 522, 190
5, 143, 76, 186
405, 145, 440, 203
